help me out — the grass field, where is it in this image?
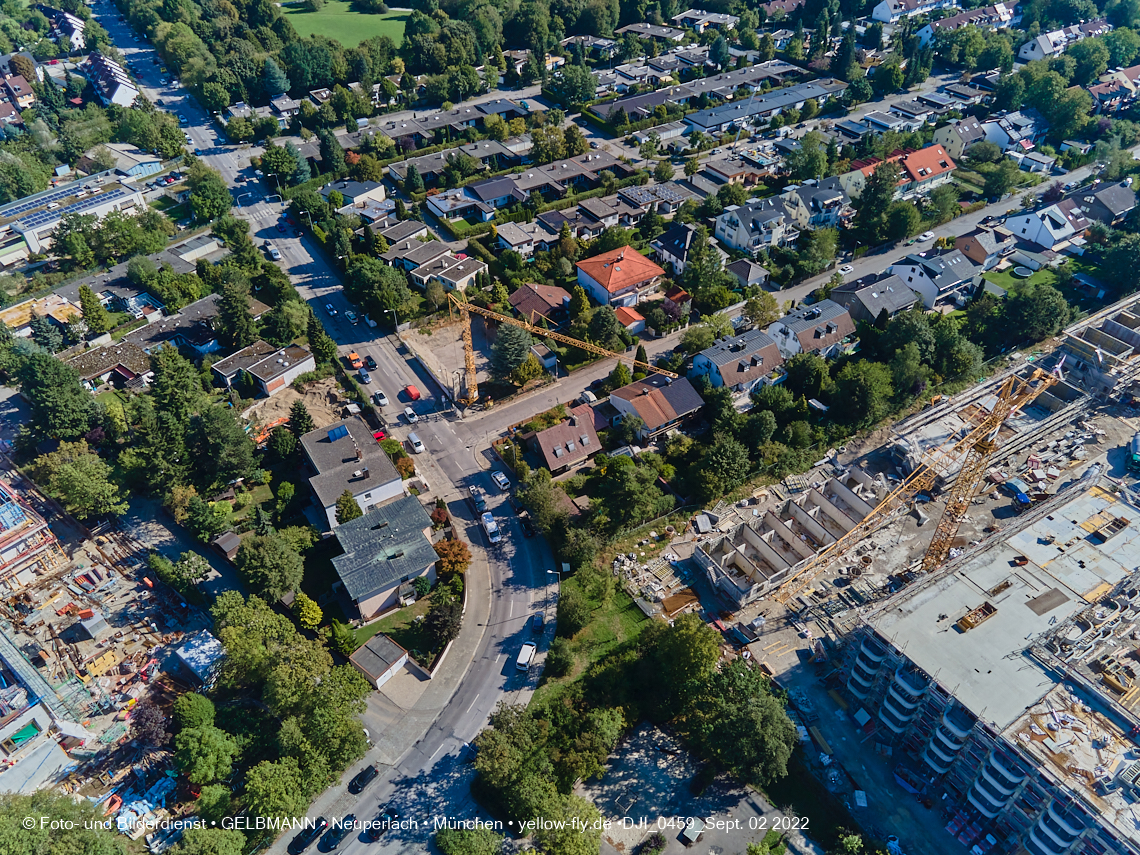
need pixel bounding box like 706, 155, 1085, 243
285, 1, 408, 47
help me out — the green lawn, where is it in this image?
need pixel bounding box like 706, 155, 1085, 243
285, 2, 408, 47
984, 265, 1057, 294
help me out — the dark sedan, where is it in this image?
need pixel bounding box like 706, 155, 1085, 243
348, 764, 378, 794
287, 818, 328, 854
318, 816, 355, 852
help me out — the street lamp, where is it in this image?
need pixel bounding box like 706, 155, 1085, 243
298, 210, 315, 229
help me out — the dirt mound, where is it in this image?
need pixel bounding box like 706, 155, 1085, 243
242, 377, 348, 429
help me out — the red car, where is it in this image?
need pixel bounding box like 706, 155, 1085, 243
373, 430, 387, 442
285, 215, 297, 226
404, 384, 421, 401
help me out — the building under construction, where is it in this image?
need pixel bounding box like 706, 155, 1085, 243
1052, 294, 1140, 400
837, 471, 1140, 855
694, 467, 883, 608
0, 477, 66, 592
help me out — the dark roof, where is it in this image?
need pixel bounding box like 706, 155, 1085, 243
726, 258, 770, 283
895, 250, 978, 289
379, 220, 429, 243
832, 274, 918, 317
300, 417, 401, 510
610, 375, 704, 430
332, 496, 437, 601
508, 282, 570, 323
64, 341, 151, 380
652, 222, 696, 263
695, 328, 785, 386
1086, 181, 1137, 217
210, 340, 278, 378
350, 633, 409, 680
467, 176, 524, 203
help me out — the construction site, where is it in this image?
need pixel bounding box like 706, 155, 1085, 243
0, 462, 213, 837
605, 289, 1140, 855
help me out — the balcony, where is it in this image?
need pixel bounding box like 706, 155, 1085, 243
942, 705, 975, 739
931, 729, 964, 759
860, 636, 888, 663
882, 691, 920, 722
989, 753, 1027, 787
1043, 803, 1086, 840
934, 725, 967, 753
878, 700, 913, 733
849, 665, 876, 689
886, 681, 923, 711
967, 787, 1004, 819
979, 764, 1019, 797
847, 678, 870, 700
1026, 826, 1070, 855
893, 666, 929, 699
922, 745, 953, 774
853, 654, 882, 679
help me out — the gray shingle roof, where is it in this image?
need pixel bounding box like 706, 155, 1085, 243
698, 328, 780, 366
332, 495, 437, 601
300, 417, 401, 511
834, 275, 918, 318
777, 299, 851, 334
1088, 181, 1137, 216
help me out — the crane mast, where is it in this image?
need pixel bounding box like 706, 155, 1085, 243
448, 293, 677, 405
773, 367, 1058, 604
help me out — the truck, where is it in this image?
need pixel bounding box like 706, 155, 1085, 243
480, 511, 501, 544
468, 486, 486, 512
1129, 432, 1140, 473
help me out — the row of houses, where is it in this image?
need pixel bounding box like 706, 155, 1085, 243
425, 151, 637, 222
80, 53, 139, 108
590, 61, 809, 126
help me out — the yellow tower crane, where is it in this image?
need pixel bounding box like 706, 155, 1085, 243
772, 366, 1059, 605
448, 293, 677, 405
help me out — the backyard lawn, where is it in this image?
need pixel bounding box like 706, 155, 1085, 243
285, 1, 408, 47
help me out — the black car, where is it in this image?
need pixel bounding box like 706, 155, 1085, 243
287, 818, 328, 854
348, 764, 378, 794
508, 496, 525, 516
318, 816, 355, 852
365, 807, 401, 842
522, 517, 536, 538
364, 355, 377, 371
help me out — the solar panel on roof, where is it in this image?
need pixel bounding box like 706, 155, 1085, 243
327, 424, 349, 441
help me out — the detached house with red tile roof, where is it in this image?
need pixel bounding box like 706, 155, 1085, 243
609, 375, 705, 439
839, 146, 956, 201
576, 246, 665, 307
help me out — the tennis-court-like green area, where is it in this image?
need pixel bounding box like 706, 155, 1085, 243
285, 2, 408, 47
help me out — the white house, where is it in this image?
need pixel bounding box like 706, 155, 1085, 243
1002, 200, 1090, 250
871, 0, 957, 24
888, 250, 980, 309
1018, 20, 1111, 61
714, 198, 799, 255
300, 418, 408, 530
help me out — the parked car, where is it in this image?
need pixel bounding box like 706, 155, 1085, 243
276, 222, 287, 233
373, 390, 389, 407
404, 384, 421, 401
522, 516, 537, 537
364, 355, 377, 370
365, 807, 401, 842
358, 369, 371, 384
345, 310, 358, 324
404, 406, 418, 423
372, 429, 387, 442
287, 818, 328, 854
838, 264, 853, 275
408, 432, 425, 454
347, 352, 362, 368
532, 611, 545, 631
348, 765, 378, 795
491, 471, 510, 491
919, 231, 935, 241
265, 244, 281, 261
317, 816, 355, 852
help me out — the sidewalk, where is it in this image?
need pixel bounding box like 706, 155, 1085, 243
271, 505, 493, 851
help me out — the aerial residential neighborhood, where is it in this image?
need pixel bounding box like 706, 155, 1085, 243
4, 2, 1140, 855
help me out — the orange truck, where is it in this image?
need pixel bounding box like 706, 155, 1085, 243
347, 352, 363, 369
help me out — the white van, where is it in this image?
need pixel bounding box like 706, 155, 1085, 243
516, 642, 536, 671
408, 432, 425, 454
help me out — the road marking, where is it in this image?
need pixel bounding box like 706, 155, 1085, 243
428, 745, 444, 763
508, 601, 513, 617
466, 693, 481, 713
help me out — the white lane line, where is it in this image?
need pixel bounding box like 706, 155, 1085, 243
466, 693, 481, 714
508, 601, 513, 618
428, 745, 444, 763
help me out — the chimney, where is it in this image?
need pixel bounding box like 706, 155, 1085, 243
356, 447, 363, 460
